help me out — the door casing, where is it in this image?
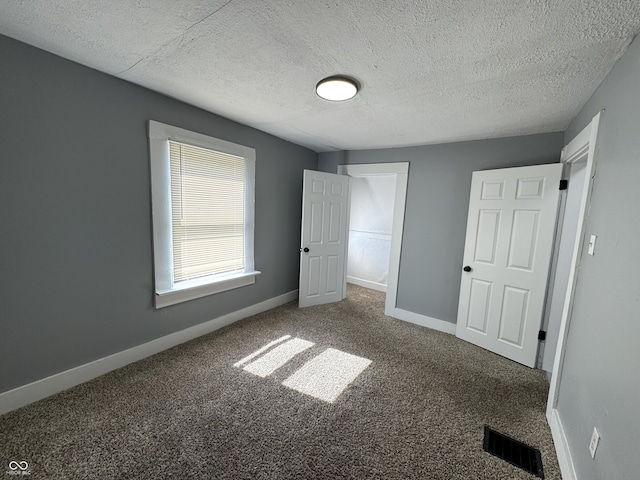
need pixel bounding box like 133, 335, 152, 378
546, 112, 602, 429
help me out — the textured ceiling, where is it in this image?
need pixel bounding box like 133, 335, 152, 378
1, 0, 640, 152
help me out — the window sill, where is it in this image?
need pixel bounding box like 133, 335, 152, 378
155, 270, 261, 309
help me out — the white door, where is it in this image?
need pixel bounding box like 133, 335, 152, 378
299, 170, 350, 308
456, 164, 563, 367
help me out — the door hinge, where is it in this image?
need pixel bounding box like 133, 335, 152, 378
538, 330, 547, 341
559, 179, 568, 190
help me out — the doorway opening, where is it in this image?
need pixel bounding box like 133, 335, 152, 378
345, 173, 396, 293
540, 159, 587, 372
337, 163, 409, 317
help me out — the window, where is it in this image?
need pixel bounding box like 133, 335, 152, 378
148, 120, 259, 308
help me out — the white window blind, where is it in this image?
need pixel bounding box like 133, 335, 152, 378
169, 141, 245, 282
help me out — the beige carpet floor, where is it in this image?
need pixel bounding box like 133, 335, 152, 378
0, 285, 561, 479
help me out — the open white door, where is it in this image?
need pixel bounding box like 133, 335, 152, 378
456, 164, 563, 367
299, 170, 350, 308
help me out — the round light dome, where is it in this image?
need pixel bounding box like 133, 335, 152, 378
316, 76, 359, 101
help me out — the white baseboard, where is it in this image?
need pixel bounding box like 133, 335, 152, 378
548, 408, 577, 480
0, 290, 298, 416
347, 276, 387, 293
392, 308, 456, 335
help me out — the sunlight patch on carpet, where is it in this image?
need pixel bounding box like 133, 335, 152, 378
234, 335, 292, 367
282, 348, 371, 402
241, 338, 314, 377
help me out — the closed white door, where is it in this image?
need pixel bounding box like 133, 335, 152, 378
299, 170, 350, 308
456, 164, 563, 367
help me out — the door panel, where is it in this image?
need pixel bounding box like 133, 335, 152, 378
307, 256, 321, 296
508, 210, 540, 270
456, 164, 562, 367
467, 279, 492, 334
299, 170, 349, 308
516, 177, 545, 199
328, 203, 342, 243
498, 286, 529, 345
326, 255, 339, 293
309, 202, 324, 243
481, 180, 505, 200
475, 210, 501, 264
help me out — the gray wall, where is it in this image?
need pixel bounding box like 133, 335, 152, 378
556, 36, 640, 480
319, 133, 564, 323
0, 35, 317, 394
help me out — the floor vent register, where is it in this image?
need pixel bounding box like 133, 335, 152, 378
483, 426, 544, 478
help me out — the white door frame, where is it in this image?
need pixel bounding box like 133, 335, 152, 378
337, 163, 409, 317
546, 111, 602, 480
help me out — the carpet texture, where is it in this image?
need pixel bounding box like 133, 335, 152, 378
0, 285, 561, 479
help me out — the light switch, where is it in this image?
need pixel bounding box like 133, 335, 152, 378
588, 234, 597, 256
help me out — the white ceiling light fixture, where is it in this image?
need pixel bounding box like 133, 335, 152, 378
316, 76, 359, 101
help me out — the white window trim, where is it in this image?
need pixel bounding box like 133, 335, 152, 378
148, 120, 259, 308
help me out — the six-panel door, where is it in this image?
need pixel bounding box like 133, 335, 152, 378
456, 164, 563, 367
299, 170, 349, 308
